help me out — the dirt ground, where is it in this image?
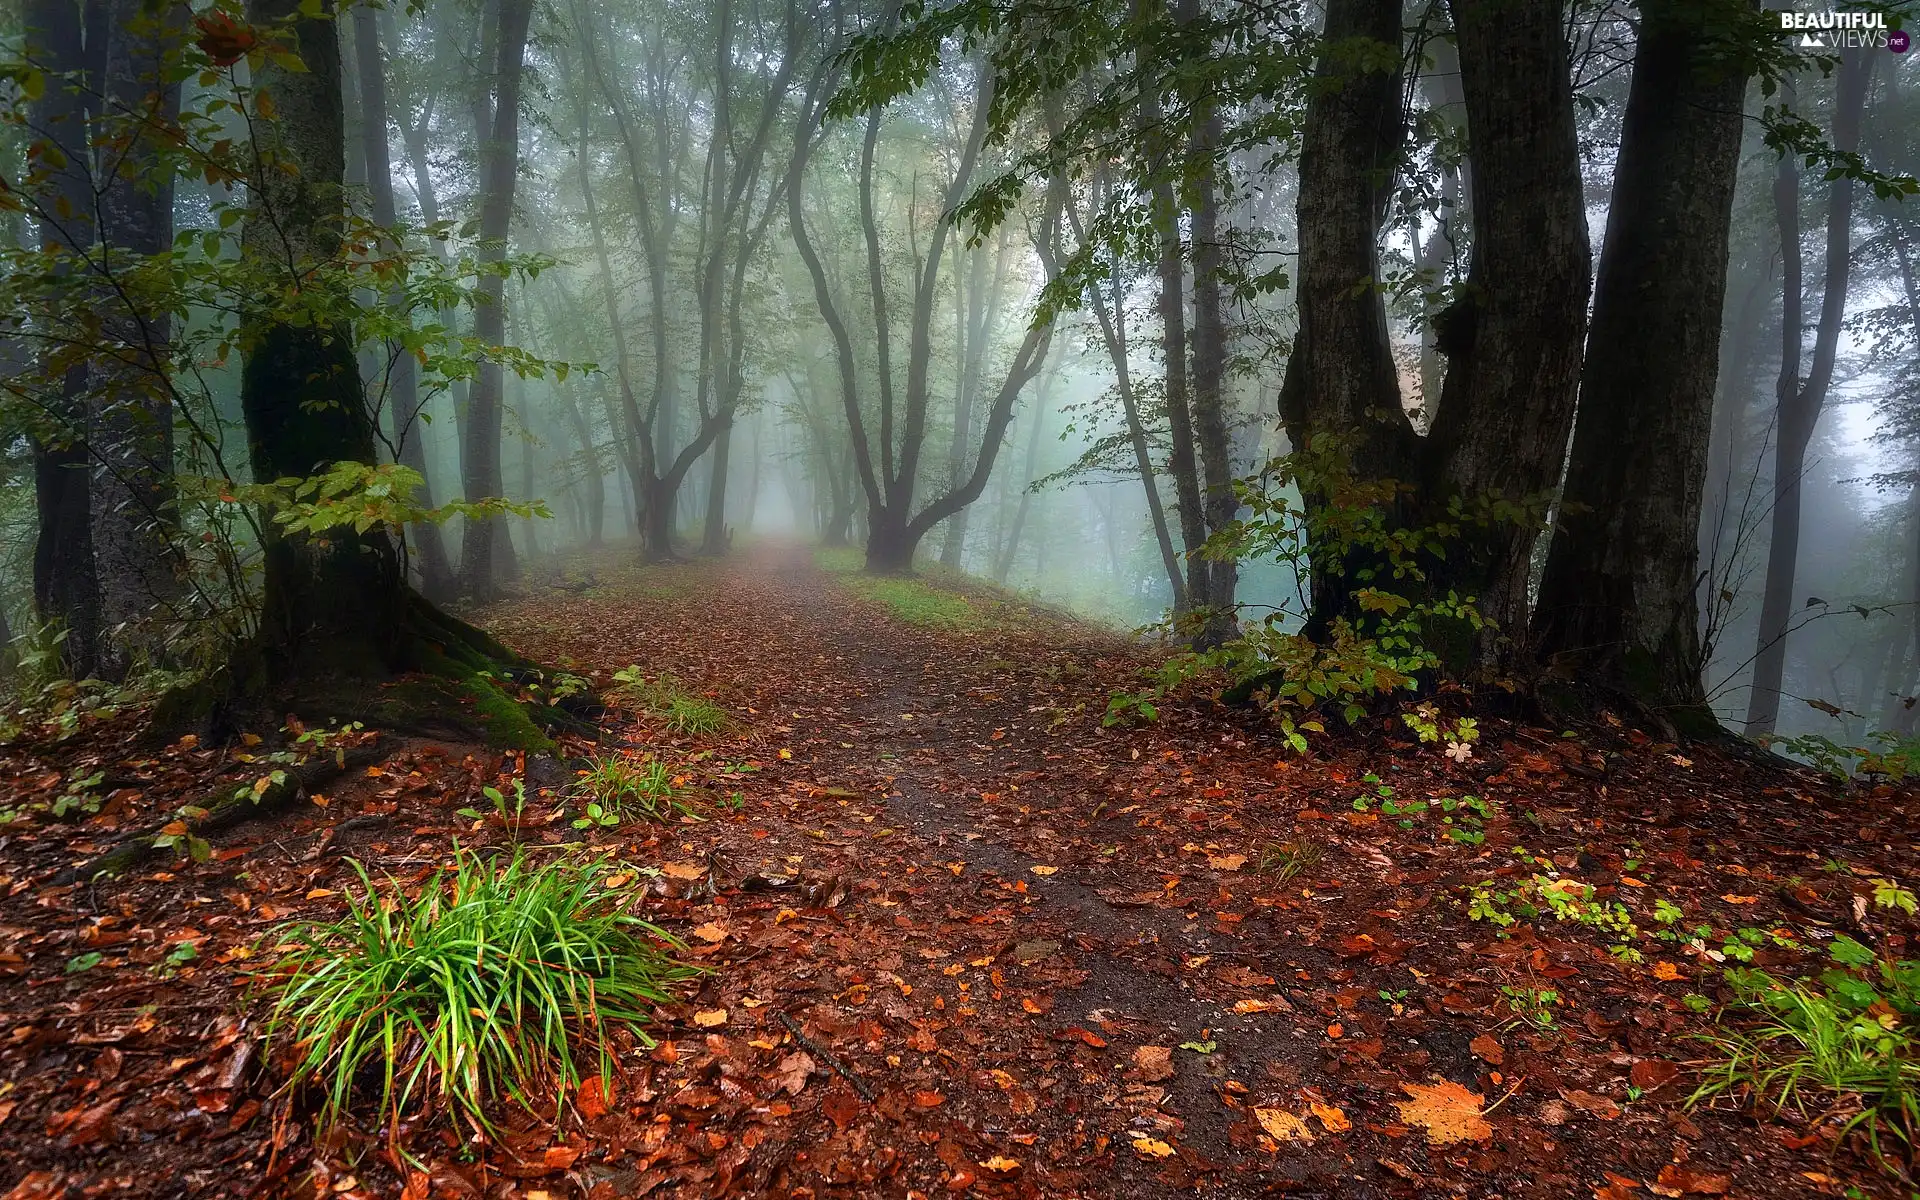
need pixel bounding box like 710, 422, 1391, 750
2, 542, 1915, 1199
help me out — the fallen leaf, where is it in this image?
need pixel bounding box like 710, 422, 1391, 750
542, 1145, 582, 1169
1254, 1107, 1314, 1143
691, 1008, 728, 1028
1652, 961, 1683, 981
1130, 1136, 1176, 1159
914, 1090, 947, 1108
1469, 1034, 1504, 1065
979, 1155, 1020, 1174
1629, 1059, 1679, 1090
1309, 1101, 1351, 1133
1030, 865, 1058, 876
822, 1087, 859, 1129
1563, 1089, 1622, 1119
691, 923, 729, 944
1394, 1081, 1492, 1145
1652, 1164, 1730, 1196
774, 1052, 814, 1096
662, 862, 706, 880
1209, 853, 1247, 871
576, 1075, 613, 1119
1133, 1045, 1175, 1082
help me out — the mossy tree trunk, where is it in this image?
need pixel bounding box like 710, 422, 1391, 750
218, 0, 581, 753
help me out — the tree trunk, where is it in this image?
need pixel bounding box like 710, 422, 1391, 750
1275, 0, 1415, 636
993, 384, 1050, 585
1745, 52, 1870, 734
1427, 0, 1591, 675
456, 0, 533, 602
701, 417, 733, 554
1187, 108, 1238, 648
27, 0, 101, 677
352, 2, 455, 601
241, 0, 404, 678
1534, 0, 1749, 726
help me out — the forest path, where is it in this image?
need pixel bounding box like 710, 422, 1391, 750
1, 543, 1899, 1200
478, 541, 1866, 1200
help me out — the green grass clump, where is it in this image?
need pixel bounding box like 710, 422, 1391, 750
844, 575, 981, 629
611, 668, 729, 735
575, 753, 692, 823
1695, 951, 1920, 1174
264, 847, 689, 1137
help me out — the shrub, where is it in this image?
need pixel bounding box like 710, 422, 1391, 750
1694, 944, 1920, 1176
264, 847, 690, 1137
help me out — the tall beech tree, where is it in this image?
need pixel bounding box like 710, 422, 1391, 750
25, 0, 101, 678
457, 0, 534, 600
351, 2, 457, 601
1535, 0, 1755, 725
1744, 51, 1872, 734
791, 74, 1062, 572
213, 0, 578, 751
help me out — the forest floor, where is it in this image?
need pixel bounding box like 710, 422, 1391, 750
1, 540, 1917, 1200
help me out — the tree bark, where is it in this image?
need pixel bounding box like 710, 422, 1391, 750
26, 0, 101, 677
1534, 0, 1750, 726
1187, 107, 1238, 648
1275, 0, 1415, 636
241, 0, 402, 678
1744, 52, 1870, 734
456, 0, 533, 601
1426, 0, 1591, 675
351, 2, 456, 601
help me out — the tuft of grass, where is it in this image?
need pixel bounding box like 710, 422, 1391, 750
612, 668, 730, 735
843, 575, 982, 629
1694, 964, 1920, 1173
575, 753, 692, 822
263, 847, 690, 1138
1260, 838, 1324, 884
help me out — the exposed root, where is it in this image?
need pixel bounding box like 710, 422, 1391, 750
54, 742, 389, 884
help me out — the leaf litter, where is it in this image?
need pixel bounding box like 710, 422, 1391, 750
0, 542, 1912, 1199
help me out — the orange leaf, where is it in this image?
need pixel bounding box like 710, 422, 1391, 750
1394, 1080, 1492, 1145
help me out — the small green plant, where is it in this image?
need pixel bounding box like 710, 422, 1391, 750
50, 769, 105, 819
66, 951, 104, 975
1695, 949, 1920, 1174
458, 778, 528, 823
1759, 730, 1920, 782
574, 754, 690, 824
1500, 983, 1560, 1028
263, 847, 691, 1138
1260, 838, 1324, 884
611, 669, 730, 735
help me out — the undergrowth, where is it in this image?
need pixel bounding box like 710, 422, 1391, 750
1693, 883, 1920, 1181
573, 753, 691, 825
612, 667, 729, 735
263, 847, 690, 1139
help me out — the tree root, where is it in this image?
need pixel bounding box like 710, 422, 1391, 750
153, 589, 601, 754
54, 742, 390, 885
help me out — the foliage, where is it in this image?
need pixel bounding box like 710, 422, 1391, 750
1695, 940, 1920, 1176
1760, 730, 1920, 782
572, 754, 689, 825
1105, 446, 1531, 753
263, 846, 690, 1139
0, 9, 584, 674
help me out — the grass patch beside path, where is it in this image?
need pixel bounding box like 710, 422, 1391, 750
813, 546, 1028, 631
